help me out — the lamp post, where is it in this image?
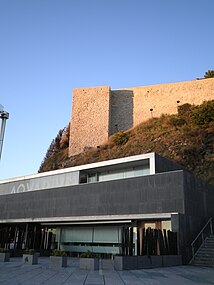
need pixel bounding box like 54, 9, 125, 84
0, 106, 9, 160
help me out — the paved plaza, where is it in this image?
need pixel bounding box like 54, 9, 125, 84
0, 257, 214, 285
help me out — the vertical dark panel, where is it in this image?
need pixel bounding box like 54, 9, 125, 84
121, 227, 125, 256
142, 228, 146, 255
129, 227, 133, 256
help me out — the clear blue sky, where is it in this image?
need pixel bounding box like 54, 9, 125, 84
0, 0, 213, 180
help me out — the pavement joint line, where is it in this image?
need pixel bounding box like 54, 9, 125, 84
83, 272, 88, 285
102, 273, 105, 285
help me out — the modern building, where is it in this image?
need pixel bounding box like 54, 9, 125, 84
0, 152, 213, 263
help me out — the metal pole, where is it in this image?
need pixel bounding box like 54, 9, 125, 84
0, 111, 9, 160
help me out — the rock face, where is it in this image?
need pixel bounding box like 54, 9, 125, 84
69, 79, 214, 156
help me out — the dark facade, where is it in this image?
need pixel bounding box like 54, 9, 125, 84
0, 171, 185, 220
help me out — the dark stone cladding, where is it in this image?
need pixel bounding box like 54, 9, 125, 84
0, 171, 185, 220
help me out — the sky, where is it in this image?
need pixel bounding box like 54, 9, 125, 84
0, 0, 213, 180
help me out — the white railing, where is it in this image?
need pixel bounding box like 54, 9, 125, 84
190, 217, 213, 263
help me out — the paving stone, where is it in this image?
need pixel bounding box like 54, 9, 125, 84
0, 257, 214, 285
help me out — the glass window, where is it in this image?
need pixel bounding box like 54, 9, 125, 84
98, 170, 124, 182
88, 173, 97, 183
162, 221, 171, 231
80, 160, 150, 184
61, 227, 93, 243
80, 174, 87, 184
144, 223, 156, 229
93, 227, 121, 243
134, 165, 150, 177
124, 168, 135, 178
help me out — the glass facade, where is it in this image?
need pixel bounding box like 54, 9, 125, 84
99, 165, 149, 182
59, 226, 122, 254
80, 161, 150, 184
57, 220, 172, 256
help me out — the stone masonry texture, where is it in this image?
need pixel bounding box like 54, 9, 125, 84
69, 78, 214, 156
69, 86, 110, 156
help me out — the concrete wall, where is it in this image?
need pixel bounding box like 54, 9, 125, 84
154, 153, 185, 173
69, 86, 110, 156
69, 78, 214, 156
0, 171, 79, 195
183, 171, 214, 239
176, 172, 214, 262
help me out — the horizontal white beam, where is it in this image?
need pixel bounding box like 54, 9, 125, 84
0, 212, 178, 224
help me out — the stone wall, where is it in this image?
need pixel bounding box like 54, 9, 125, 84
130, 78, 214, 127
69, 78, 214, 156
110, 90, 134, 135
69, 86, 110, 156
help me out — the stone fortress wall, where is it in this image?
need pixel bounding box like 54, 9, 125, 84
69, 86, 110, 157
69, 78, 214, 156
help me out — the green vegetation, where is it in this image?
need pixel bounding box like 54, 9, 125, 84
190, 100, 214, 127
0, 248, 9, 253
24, 249, 35, 255
39, 100, 214, 184
111, 130, 130, 146
80, 251, 98, 258
51, 249, 67, 257
38, 125, 69, 173
204, 70, 214, 78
